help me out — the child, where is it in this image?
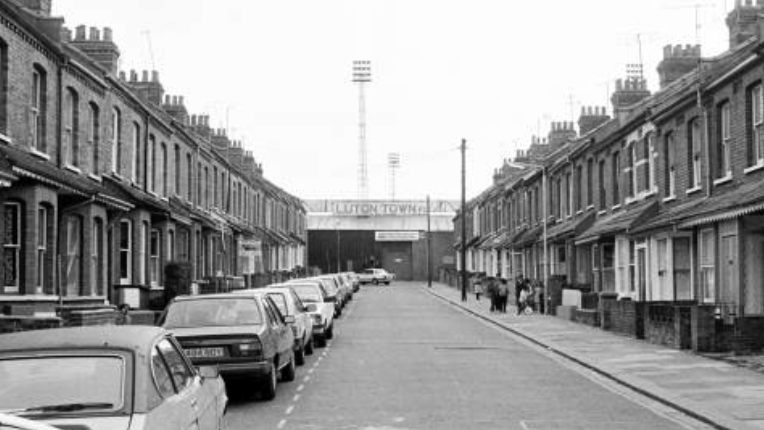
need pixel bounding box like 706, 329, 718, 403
474, 278, 483, 301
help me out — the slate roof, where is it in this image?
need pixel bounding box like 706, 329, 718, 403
546, 210, 596, 243
575, 199, 658, 244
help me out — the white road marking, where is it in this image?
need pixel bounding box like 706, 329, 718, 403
293, 394, 300, 402
277, 419, 287, 429
303, 375, 310, 383
297, 384, 305, 392
285, 405, 294, 415
308, 368, 315, 374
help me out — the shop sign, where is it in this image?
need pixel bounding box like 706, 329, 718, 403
375, 231, 421, 242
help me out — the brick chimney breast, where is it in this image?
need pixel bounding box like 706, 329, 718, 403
727, 0, 764, 49
69, 25, 121, 74
16, 0, 52, 16
657, 43, 700, 89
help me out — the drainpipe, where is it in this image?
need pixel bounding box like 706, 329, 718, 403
56, 59, 65, 167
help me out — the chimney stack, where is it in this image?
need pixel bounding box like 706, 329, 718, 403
69, 26, 121, 74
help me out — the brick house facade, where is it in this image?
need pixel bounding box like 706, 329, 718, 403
0, 0, 307, 315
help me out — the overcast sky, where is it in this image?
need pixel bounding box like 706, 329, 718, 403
53, 0, 732, 201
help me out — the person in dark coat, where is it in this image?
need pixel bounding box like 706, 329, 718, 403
497, 278, 509, 313
515, 274, 526, 315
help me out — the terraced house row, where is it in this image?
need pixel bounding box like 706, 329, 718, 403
455, 0, 764, 352
0, 0, 307, 321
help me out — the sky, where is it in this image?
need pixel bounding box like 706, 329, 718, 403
53, 0, 733, 202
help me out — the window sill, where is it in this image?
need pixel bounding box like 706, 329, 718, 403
744, 163, 764, 175
63, 164, 81, 174
597, 210, 607, 216
111, 172, 124, 181
713, 175, 733, 186
612, 204, 622, 211
29, 148, 50, 161
587, 205, 595, 211
576, 210, 584, 216
87, 173, 102, 182
663, 195, 676, 203
686, 186, 702, 195
0, 133, 11, 144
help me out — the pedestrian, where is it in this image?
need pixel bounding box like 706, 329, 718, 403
498, 278, 509, 313
515, 274, 526, 315
486, 275, 498, 312
473, 275, 483, 301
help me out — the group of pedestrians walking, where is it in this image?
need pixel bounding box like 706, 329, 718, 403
472, 273, 533, 315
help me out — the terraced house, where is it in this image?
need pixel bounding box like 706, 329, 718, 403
454, 0, 764, 352
0, 0, 307, 323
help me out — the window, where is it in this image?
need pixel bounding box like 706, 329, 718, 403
111, 108, 121, 174
718, 102, 732, 178
197, 162, 202, 207
160, 143, 167, 197
92, 218, 104, 296
626, 142, 635, 198
149, 229, 160, 287
168, 229, 175, 261
119, 220, 132, 284
186, 154, 192, 201
688, 118, 701, 189
37, 206, 48, 292
3, 203, 21, 293
154, 339, 194, 394
566, 172, 573, 216
0, 39, 7, 134
64, 215, 82, 295
204, 166, 209, 209
664, 132, 675, 197
31, 66, 47, 153
63, 88, 79, 168
174, 145, 181, 196
612, 152, 620, 205
749, 83, 764, 166
133, 123, 141, 183
88, 103, 99, 175
586, 159, 593, 207
140, 222, 148, 284
598, 160, 606, 210
147, 135, 155, 193
575, 165, 583, 212
647, 133, 656, 192
700, 229, 715, 303
213, 167, 218, 208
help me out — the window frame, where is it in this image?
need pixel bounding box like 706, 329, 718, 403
119, 220, 132, 285
3, 202, 21, 293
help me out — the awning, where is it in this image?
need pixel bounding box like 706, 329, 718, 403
514, 225, 543, 248
483, 230, 509, 249
289, 231, 306, 245
499, 227, 528, 250
575, 200, 658, 245
476, 230, 504, 249
464, 235, 483, 248
546, 211, 596, 243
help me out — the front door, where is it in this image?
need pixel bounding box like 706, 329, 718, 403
637, 247, 647, 302
720, 235, 738, 310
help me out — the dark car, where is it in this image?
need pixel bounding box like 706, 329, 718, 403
161, 293, 296, 400
0, 326, 227, 430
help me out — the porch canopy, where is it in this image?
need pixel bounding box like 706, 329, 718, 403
546, 211, 596, 243
514, 225, 543, 248
632, 181, 764, 233
476, 229, 506, 250
499, 227, 528, 249
575, 200, 657, 245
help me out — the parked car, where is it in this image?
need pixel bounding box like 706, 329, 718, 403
160, 293, 295, 400
336, 273, 355, 301
0, 412, 69, 430
358, 268, 395, 285
315, 275, 349, 309
343, 272, 361, 292
275, 281, 335, 347
235, 286, 315, 366
0, 326, 227, 430
295, 277, 342, 317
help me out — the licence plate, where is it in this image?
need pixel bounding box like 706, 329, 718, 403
185, 347, 226, 359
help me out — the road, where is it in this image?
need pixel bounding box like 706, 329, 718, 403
224, 282, 710, 430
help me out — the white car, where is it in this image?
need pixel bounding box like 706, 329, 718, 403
0, 413, 61, 430
358, 268, 395, 285
258, 286, 315, 365
273, 281, 335, 347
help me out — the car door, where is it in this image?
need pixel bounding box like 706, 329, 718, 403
263, 297, 292, 365
260, 298, 282, 367
168, 336, 222, 430
291, 290, 312, 339
149, 339, 199, 430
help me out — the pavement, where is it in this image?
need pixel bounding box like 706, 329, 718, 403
427, 282, 764, 430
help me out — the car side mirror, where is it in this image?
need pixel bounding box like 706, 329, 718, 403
284, 315, 296, 324
198, 365, 220, 380
324, 296, 336, 303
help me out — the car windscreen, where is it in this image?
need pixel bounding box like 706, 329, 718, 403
288, 285, 323, 303
0, 355, 125, 414
163, 297, 263, 328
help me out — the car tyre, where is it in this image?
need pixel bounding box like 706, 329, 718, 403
295, 341, 305, 366
372, 279, 379, 285
305, 335, 315, 355
385, 281, 390, 285
261, 362, 277, 401
281, 355, 296, 382
326, 324, 334, 340
316, 335, 327, 348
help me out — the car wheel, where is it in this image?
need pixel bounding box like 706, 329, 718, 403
385, 281, 390, 285
372, 279, 379, 285
261, 362, 277, 401
316, 335, 327, 348
326, 324, 334, 340
305, 335, 315, 355
295, 341, 305, 366
281, 354, 296, 382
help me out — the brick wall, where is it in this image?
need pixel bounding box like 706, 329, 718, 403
600, 297, 644, 338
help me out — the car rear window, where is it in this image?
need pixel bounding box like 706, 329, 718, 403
163, 298, 263, 328
288, 285, 322, 303
0, 355, 125, 414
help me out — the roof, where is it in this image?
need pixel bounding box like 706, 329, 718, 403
478, 229, 509, 249
499, 227, 527, 249
0, 325, 166, 354
575, 199, 658, 245
546, 211, 596, 243
633, 181, 764, 233
513, 225, 544, 248
0, 143, 132, 210
307, 213, 454, 232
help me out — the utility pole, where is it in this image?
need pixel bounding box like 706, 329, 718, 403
427, 195, 432, 287
460, 139, 468, 302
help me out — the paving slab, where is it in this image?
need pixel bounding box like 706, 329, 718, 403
427, 283, 764, 430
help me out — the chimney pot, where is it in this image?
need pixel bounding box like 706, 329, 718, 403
103, 27, 113, 42
151, 70, 159, 82
663, 45, 672, 59
89, 26, 100, 41
164, 95, 171, 105
190, 115, 197, 126
129, 70, 138, 82
61, 27, 72, 42
179, 96, 185, 105
141, 70, 149, 82
119, 71, 126, 81
75, 25, 86, 40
